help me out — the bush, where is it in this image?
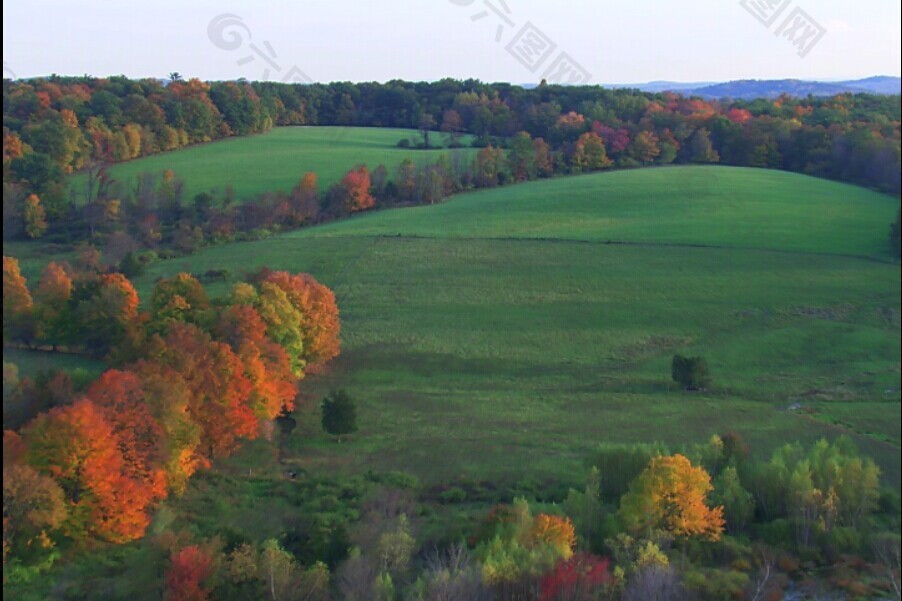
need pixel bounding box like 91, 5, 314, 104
396, 138, 411, 148
671, 354, 712, 390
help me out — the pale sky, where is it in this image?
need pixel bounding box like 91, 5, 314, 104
3, 0, 900, 84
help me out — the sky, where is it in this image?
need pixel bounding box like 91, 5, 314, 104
3, 0, 901, 84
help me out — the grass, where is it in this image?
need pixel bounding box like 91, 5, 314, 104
125, 165, 901, 488
3, 348, 106, 379
297, 166, 899, 258
69, 126, 476, 202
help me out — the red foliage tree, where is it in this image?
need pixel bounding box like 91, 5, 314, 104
165, 545, 215, 601
539, 553, 613, 601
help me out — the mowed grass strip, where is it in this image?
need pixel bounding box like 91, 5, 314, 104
296, 166, 898, 258
69, 126, 475, 201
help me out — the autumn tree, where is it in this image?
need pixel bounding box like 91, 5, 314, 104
254, 281, 307, 375
22, 193, 48, 239
166, 545, 215, 601
474, 145, 506, 188
127, 361, 203, 494
571, 132, 610, 172
475, 499, 578, 594
531, 514, 577, 561
3, 463, 67, 565
83, 370, 168, 501
22, 399, 157, 542
532, 138, 554, 178
149, 273, 212, 334
395, 158, 417, 203
618, 454, 725, 542
256, 270, 341, 372
340, 165, 375, 213
539, 553, 612, 601
32, 261, 73, 347
441, 109, 463, 147
155, 322, 256, 460
216, 304, 297, 424
628, 131, 661, 164
76, 272, 142, 357
288, 171, 319, 226
3, 256, 33, 342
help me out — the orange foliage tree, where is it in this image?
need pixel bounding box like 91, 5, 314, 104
154, 322, 257, 460
3, 256, 33, 341
340, 164, 375, 213
21, 399, 158, 542
256, 271, 341, 373
215, 304, 297, 424
84, 370, 168, 500
618, 454, 725, 541
531, 514, 577, 561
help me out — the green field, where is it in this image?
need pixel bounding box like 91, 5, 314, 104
125, 166, 901, 488
69, 126, 475, 202
300, 166, 898, 257
3, 348, 106, 379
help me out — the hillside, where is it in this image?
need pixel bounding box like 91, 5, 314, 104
295, 166, 899, 258
134, 166, 901, 485
69, 127, 475, 202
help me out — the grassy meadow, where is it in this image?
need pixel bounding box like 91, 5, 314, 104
68, 126, 475, 202
122, 165, 901, 489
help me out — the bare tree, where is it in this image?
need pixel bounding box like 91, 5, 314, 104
418, 543, 492, 601
622, 565, 686, 601
874, 535, 902, 600
747, 550, 775, 601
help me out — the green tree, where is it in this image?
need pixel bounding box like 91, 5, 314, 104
321, 390, 357, 442
507, 131, 536, 181
22, 194, 48, 239
712, 467, 755, 534
671, 354, 711, 390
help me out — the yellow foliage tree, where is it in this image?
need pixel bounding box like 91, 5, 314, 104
618, 454, 725, 541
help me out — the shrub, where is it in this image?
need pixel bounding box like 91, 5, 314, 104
671, 354, 712, 390
321, 390, 358, 442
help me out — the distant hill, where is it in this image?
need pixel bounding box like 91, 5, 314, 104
600, 76, 901, 99
681, 77, 901, 99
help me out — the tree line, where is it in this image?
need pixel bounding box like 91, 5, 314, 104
3, 76, 900, 230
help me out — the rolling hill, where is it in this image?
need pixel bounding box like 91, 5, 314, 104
130, 165, 901, 485
69, 126, 475, 202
